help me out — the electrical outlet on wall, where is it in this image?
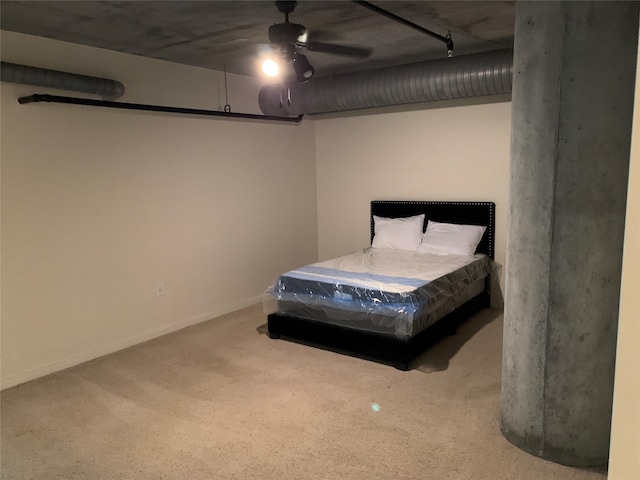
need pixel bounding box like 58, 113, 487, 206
156, 282, 165, 296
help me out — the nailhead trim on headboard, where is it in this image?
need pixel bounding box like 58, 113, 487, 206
370, 201, 495, 259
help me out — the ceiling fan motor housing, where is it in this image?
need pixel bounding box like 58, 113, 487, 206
268, 22, 306, 45
275, 1, 298, 15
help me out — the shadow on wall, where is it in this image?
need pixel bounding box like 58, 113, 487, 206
491, 262, 505, 309
413, 307, 502, 374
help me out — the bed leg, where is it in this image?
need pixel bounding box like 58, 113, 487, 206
267, 331, 281, 339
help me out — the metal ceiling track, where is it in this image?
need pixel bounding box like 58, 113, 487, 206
17, 94, 304, 123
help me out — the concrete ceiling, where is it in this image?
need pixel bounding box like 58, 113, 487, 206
0, 1, 515, 78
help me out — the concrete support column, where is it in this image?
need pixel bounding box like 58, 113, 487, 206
502, 1, 639, 468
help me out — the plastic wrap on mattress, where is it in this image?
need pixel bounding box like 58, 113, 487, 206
263, 248, 492, 339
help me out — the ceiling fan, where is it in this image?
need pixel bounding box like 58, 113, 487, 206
265, 0, 372, 82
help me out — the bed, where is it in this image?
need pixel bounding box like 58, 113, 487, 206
265, 200, 495, 370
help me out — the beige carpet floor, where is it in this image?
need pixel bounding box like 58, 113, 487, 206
1, 305, 607, 480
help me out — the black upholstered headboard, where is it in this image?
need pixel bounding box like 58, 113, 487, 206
370, 201, 495, 259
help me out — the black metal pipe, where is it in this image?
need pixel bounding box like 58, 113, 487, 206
18, 94, 304, 123
353, 1, 454, 52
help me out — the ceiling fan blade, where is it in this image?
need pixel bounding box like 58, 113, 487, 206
303, 41, 372, 58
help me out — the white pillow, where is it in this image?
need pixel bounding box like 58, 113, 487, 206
418, 221, 486, 256
371, 214, 425, 251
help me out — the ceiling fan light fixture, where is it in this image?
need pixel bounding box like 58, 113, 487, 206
293, 53, 314, 82
261, 58, 280, 77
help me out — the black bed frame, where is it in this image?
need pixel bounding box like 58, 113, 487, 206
267, 201, 495, 370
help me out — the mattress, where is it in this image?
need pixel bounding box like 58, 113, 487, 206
264, 248, 491, 339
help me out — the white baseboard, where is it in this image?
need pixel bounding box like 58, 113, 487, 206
1, 296, 262, 390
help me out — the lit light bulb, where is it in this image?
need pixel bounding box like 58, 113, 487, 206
262, 59, 279, 77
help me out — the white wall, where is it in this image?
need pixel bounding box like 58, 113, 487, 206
607, 32, 640, 480
314, 100, 512, 284
1, 32, 318, 389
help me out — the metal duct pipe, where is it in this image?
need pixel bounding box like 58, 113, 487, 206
259, 49, 513, 116
1, 62, 125, 100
